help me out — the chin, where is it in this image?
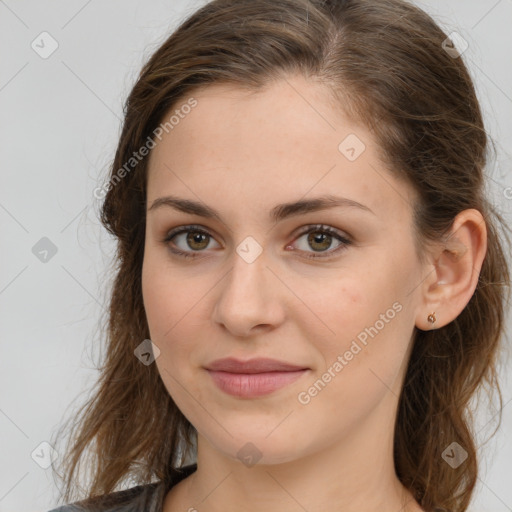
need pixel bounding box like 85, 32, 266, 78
198, 425, 312, 467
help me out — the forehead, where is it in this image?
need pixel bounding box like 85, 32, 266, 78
146, 76, 416, 224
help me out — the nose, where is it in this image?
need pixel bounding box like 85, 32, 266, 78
212, 247, 286, 338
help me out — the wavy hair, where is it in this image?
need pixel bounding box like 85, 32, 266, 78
51, 1, 511, 511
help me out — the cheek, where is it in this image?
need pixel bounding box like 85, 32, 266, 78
142, 246, 194, 336
306, 256, 414, 366
141, 253, 209, 374
142, 257, 188, 366
142, 261, 170, 340
302, 275, 379, 340
296, 288, 411, 437
142, 261, 202, 409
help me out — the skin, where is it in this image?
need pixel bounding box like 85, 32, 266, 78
141, 75, 487, 512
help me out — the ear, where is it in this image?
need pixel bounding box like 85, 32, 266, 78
415, 209, 488, 331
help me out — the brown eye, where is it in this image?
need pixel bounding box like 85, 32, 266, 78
164, 225, 220, 258
307, 231, 333, 252
291, 225, 352, 259
185, 231, 210, 250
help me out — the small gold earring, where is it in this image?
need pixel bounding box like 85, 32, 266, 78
427, 312, 436, 326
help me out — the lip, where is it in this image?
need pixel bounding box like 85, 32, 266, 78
204, 358, 309, 398
204, 357, 308, 373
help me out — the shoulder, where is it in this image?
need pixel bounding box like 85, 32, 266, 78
46, 481, 161, 512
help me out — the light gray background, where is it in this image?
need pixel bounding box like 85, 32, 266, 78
1, 1, 511, 511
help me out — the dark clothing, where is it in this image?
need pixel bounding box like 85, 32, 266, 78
47, 463, 197, 512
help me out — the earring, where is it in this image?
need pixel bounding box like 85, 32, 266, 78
427, 312, 436, 326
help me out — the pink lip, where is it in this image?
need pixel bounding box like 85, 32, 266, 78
204, 358, 309, 398
205, 357, 308, 373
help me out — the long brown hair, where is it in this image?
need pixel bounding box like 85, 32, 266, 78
50, 1, 511, 511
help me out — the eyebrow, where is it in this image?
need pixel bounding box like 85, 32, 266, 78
148, 194, 374, 222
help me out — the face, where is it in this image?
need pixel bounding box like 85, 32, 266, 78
142, 75, 425, 465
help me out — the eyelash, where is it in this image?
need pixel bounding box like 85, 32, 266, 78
162, 224, 352, 260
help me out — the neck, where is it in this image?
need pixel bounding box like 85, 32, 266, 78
168, 393, 423, 512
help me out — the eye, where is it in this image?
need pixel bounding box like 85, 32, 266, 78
163, 225, 220, 259
288, 224, 352, 259
163, 224, 352, 260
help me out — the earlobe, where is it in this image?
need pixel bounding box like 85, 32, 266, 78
416, 209, 487, 331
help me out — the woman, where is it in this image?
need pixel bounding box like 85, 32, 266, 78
48, 0, 511, 511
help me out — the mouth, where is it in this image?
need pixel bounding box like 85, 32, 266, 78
204, 357, 310, 398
